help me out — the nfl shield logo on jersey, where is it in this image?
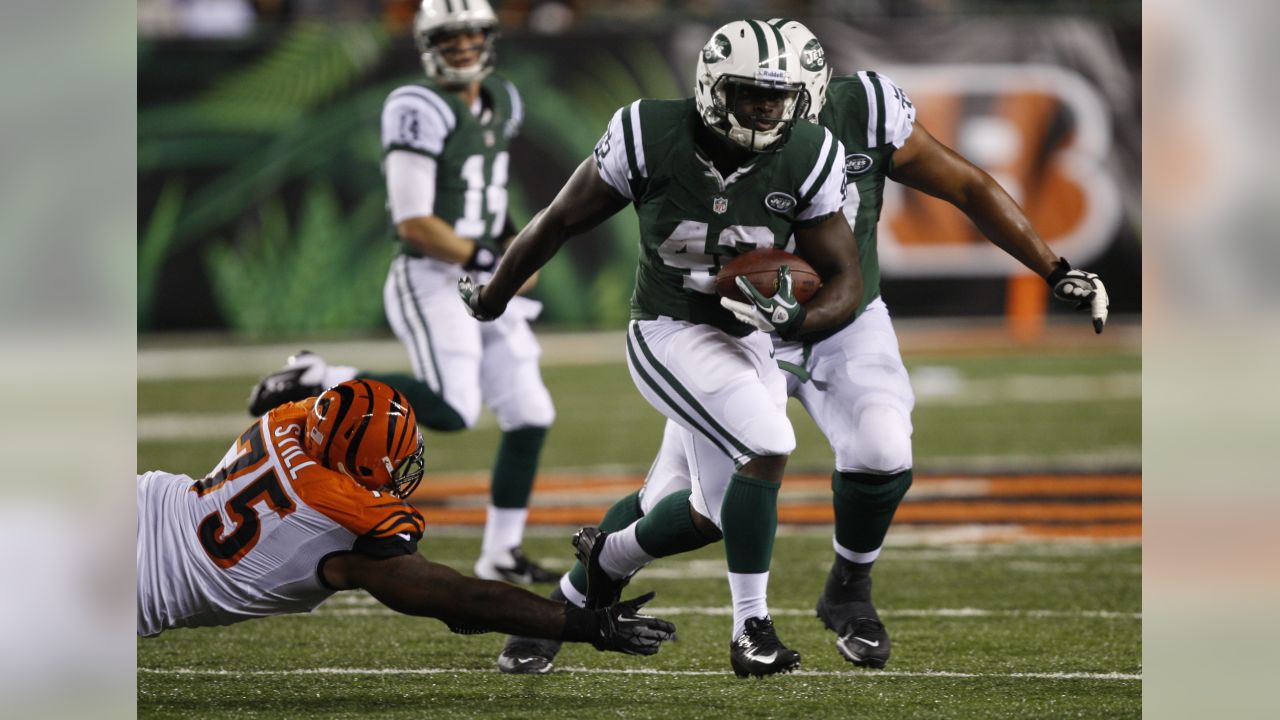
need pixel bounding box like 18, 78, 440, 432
712, 196, 729, 214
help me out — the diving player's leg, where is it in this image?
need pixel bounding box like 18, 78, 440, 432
795, 297, 914, 668
626, 319, 800, 676
473, 303, 556, 585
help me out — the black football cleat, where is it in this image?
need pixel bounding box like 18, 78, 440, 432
247, 350, 327, 416
497, 586, 567, 673
570, 526, 632, 609
497, 635, 562, 675
475, 546, 559, 585
815, 560, 892, 668
729, 616, 801, 678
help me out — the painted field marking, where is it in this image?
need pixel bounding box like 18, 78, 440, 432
138, 666, 1140, 681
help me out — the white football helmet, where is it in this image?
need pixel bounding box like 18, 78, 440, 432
694, 19, 809, 152
413, 0, 499, 86
768, 19, 832, 122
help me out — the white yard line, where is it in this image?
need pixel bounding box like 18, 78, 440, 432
138, 666, 1140, 681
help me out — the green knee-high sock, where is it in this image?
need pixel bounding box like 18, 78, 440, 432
568, 491, 644, 595
361, 372, 466, 432
832, 469, 913, 553
634, 490, 717, 557
720, 473, 781, 574
490, 426, 549, 509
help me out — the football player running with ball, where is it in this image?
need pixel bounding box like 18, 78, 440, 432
499, 19, 1112, 675
137, 380, 676, 659
462, 21, 863, 677
248, 0, 560, 587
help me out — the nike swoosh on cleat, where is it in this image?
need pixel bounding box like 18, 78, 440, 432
744, 652, 778, 664
852, 637, 880, 647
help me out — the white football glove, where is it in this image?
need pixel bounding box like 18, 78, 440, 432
718, 266, 807, 340
457, 275, 502, 321
1047, 259, 1109, 334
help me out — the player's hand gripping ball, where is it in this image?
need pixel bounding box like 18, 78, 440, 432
715, 249, 821, 304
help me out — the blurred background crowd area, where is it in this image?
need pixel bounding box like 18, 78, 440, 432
138, 1, 1140, 339
139, 0, 1138, 38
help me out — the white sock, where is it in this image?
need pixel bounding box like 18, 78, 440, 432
834, 539, 882, 564
727, 571, 770, 641
598, 523, 654, 580
481, 505, 528, 563
558, 573, 586, 608
322, 365, 357, 388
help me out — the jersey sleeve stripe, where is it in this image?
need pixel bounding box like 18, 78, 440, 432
620, 101, 643, 188
384, 143, 440, 159
857, 72, 878, 147
800, 133, 839, 207
628, 101, 647, 177
868, 71, 888, 147
505, 80, 524, 127
798, 127, 835, 200
390, 87, 457, 133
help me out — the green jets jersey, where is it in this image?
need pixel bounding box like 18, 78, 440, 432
814, 72, 917, 332
381, 74, 523, 256
594, 98, 847, 336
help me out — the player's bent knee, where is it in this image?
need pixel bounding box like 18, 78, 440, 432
841, 404, 912, 474
493, 387, 555, 431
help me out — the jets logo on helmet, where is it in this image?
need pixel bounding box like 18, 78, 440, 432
414, 0, 499, 86
768, 19, 833, 123
694, 19, 810, 153
304, 380, 426, 499
702, 33, 732, 64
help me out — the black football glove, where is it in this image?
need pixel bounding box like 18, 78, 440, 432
1046, 258, 1109, 334
462, 244, 499, 274
562, 591, 676, 656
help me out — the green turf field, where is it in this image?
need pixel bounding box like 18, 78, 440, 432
137, 532, 1141, 719
138, 349, 1140, 476
137, 342, 1141, 718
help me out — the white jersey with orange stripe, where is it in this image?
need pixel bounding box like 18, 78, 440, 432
137, 401, 424, 637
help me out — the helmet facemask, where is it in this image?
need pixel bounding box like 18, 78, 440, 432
707, 74, 809, 153
386, 434, 425, 499
415, 23, 497, 86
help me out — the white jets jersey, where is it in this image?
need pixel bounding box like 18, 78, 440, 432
137, 399, 425, 637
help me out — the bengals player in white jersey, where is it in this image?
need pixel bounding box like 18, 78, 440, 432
137, 379, 675, 657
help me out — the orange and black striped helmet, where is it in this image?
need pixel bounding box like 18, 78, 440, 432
303, 379, 425, 498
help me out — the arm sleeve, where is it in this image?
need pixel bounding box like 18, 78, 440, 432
796, 131, 848, 223
857, 71, 916, 149
592, 103, 641, 201
381, 87, 455, 157
385, 151, 438, 223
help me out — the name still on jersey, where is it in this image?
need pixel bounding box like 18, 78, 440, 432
594, 98, 847, 335
136, 399, 424, 636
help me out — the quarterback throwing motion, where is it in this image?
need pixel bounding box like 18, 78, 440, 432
248, 0, 558, 586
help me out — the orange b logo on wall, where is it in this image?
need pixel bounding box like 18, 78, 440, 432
879, 64, 1121, 277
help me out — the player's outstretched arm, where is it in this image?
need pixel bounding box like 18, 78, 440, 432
322, 551, 675, 655
465, 157, 630, 320
791, 211, 864, 334
888, 121, 1109, 332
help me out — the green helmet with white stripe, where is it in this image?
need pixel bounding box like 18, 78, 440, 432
768, 18, 832, 123
414, 0, 499, 86
694, 19, 810, 153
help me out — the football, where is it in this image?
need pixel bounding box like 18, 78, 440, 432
714, 248, 822, 304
